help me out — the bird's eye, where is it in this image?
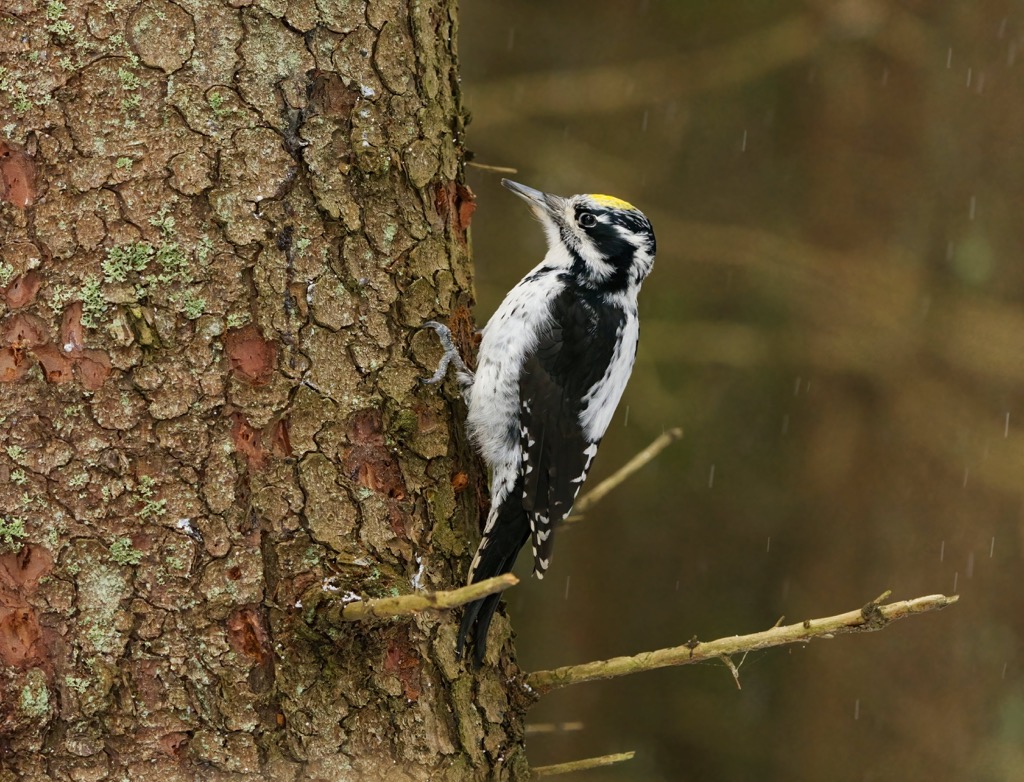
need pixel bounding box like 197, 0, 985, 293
578, 212, 597, 228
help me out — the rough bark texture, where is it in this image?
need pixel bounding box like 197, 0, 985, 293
0, 1, 527, 779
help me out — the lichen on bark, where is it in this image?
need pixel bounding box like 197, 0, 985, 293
0, 0, 526, 779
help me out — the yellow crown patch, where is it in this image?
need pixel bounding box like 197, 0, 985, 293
588, 194, 636, 211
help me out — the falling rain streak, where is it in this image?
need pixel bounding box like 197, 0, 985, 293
708, 464, 715, 488
853, 699, 860, 721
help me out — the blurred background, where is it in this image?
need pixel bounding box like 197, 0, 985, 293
460, 2, 1024, 780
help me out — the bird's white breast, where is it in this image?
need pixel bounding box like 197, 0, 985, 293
578, 307, 638, 442
466, 266, 563, 470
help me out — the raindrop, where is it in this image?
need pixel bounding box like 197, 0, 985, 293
853, 699, 860, 720
1005, 412, 1011, 438
990, 536, 996, 558
966, 551, 975, 579
946, 48, 953, 68
564, 575, 571, 601
708, 464, 716, 488
781, 414, 790, 435
1002, 662, 1008, 679
966, 67, 973, 88
675, 579, 680, 592
741, 129, 747, 152
641, 110, 649, 132
766, 537, 771, 553
962, 467, 969, 488
939, 540, 945, 562
623, 405, 630, 427
952, 571, 959, 592
506, 27, 516, 51
968, 195, 977, 221
946, 240, 955, 261
793, 376, 802, 396
998, 18, 1008, 39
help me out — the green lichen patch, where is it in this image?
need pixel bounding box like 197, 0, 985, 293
127, 0, 195, 73
70, 545, 132, 657
0, 515, 27, 550
18, 668, 51, 719
109, 536, 143, 566
82, 218, 213, 329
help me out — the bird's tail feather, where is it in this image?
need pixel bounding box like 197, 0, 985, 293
456, 495, 530, 666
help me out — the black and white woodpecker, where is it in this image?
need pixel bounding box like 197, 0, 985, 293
423, 179, 656, 665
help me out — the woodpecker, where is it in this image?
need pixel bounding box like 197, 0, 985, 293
423, 179, 656, 665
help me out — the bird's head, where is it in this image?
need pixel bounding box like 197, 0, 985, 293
502, 179, 656, 295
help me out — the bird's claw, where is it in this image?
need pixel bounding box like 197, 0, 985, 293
419, 320, 470, 384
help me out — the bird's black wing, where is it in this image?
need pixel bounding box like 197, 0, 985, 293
519, 285, 624, 576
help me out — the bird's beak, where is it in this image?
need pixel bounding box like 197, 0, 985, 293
502, 179, 566, 217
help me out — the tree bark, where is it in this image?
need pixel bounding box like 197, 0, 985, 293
0, 1, 526, 779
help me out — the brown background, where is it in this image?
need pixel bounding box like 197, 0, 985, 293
461, 2, 1024, 780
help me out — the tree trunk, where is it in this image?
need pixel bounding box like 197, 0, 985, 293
0, 1, 527, 779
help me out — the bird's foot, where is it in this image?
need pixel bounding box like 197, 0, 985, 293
420, 321, 471, 385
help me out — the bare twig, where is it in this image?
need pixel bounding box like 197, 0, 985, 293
569, 427, 683, 520
532, 751, 636, 777
525, 721, 585, 735
466, 161, 519, 174
720, 655, 743, 690
525, 592, 958, 695
336, 574, 518, 622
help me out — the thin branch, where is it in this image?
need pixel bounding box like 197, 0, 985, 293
569, 427, 683, 520
532, 751, 636, 777
720, 655, 743, 690
525, 721, 585, 735
466, 161, 519, 174
525, 592, 958, 695
335, 574, 518, 623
